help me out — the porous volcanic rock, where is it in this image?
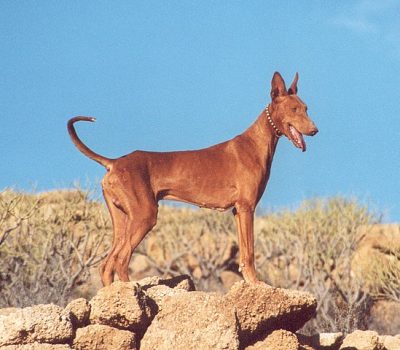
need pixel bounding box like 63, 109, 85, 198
380, 335, 400, 350
340, 330, 383, 350
64, 298, 90, 328
142, 284, 188, 311
0, 275, 324, 349
137, 274, 195, 292
224, 281, 317, 346
73, 324, 137, 350
245, 329, 300, 350
138, 275, 195, 312
299, 344, 316, 350
298, 332, 343, 350
89, 281, 153, 335
0, 308, 19, 317
0, 304, 73, 347
315, 332, 343, 349
0, 344, 71, 349
140, 291, 239, 350
220, 270, 242, 290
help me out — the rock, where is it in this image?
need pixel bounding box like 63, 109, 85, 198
73, 324, 137, 350
64, 298, 90, 328
352, 225, 400, 317
0, 344, 71, 349
137, 274, 195, 292
300, 345, 316, 350
137, 275, 195, 311
0, 304, 73, 346
134, 275, 162, 288
0, 308, 20, 317
220, 270, 242, 290
379, 335, 400, 350
140, 291, 239, 350
224, 281, 317, 346
169, 275, 196, 291
369, 300, 400, 335
143, 284, 187, 311
317, 333, 344, 349
89, 281, 153, 335
246, 330, 300, 350
298, 332, 343, 350
340, 330, 383, 350
130, 254, 153, 279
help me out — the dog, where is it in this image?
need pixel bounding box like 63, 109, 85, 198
68, 72, 318, 286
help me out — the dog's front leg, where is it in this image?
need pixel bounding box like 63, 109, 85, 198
233, 207, 262, 284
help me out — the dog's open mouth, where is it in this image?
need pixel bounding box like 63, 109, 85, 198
289, 125, 306, 152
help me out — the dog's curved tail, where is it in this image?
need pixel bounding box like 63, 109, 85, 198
67, 117, 113, 170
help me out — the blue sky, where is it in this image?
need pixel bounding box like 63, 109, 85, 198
1, 1, 400, 221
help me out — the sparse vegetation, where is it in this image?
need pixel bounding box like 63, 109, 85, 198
136, 205, 238, 291
363, 245, 400, 303
255, 198, 377, 334
1, 188, 399, 335
0, 188, 110, 307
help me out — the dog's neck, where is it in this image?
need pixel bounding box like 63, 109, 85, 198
265, 104, 283, 137
241, 106, 280, 164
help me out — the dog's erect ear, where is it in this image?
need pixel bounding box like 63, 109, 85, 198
270, 72, 288, 100
288, 72, 299, 95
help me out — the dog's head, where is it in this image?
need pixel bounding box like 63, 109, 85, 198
269, 72, 318, 152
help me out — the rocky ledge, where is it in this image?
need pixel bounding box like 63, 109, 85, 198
0, 275, 398, 350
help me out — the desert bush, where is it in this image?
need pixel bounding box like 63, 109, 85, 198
0, 188, 110, 307
255, 198, 378, 334
136, 205, 238, 291
363, 246, 400, 302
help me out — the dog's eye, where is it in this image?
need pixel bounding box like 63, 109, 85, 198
292, 108, 297, 112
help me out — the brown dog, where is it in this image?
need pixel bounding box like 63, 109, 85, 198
68, 72, 318, 286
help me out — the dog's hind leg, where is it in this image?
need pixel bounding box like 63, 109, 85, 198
102, 171, 158, 285
116, 198, 158, 280
100, 188, 128, 285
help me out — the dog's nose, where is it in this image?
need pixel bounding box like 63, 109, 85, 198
310, 127, 318, 136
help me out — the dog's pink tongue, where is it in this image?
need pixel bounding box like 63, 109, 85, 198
289, 126, 306, 152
